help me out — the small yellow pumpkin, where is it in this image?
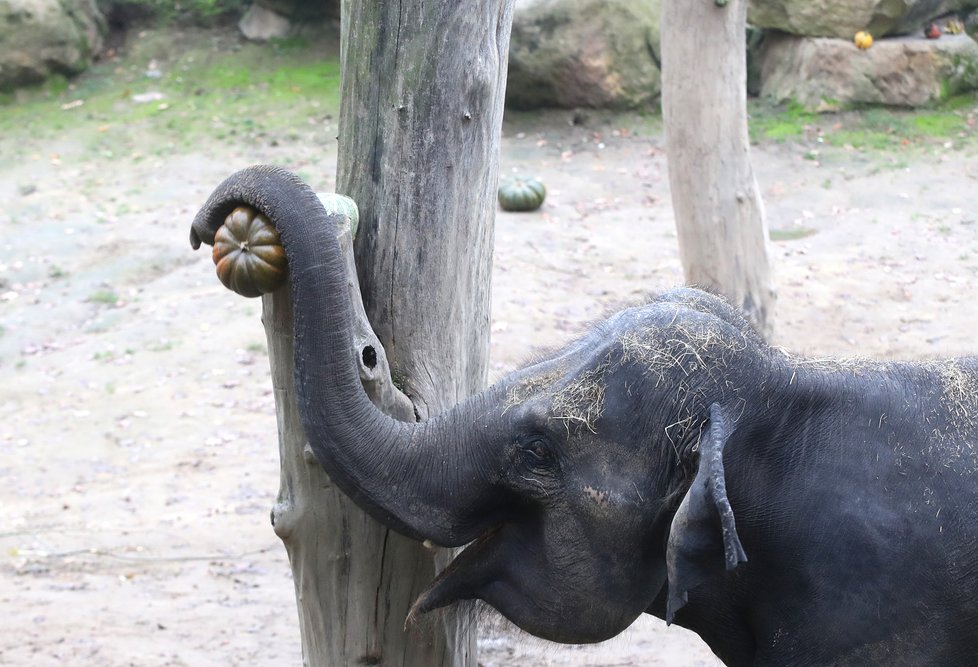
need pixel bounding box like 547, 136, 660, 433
212, 206, 287, 298
854, 31, 873, 50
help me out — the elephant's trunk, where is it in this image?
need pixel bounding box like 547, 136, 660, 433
191, 165, 496, 547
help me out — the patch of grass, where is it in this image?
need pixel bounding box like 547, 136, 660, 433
749, 95, 978, 152
0, 27, 341, 163
749, 100, 816, 142
912, 113, 964, 137
758, 117, 805, 141
269, 35, 310, 52
89, 289, 119, 305
770, 227, 818, 242
105, 0, 249, 22
823, 129, 897, 150
941, 93, 977, 111
149, 339, 176, 352
44, 74, 70, 95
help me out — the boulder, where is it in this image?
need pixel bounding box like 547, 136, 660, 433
748, 0, 978, 39
506, 0, 661, 110
893, 0, 978, 33
0, 0, 105, 90
238, 3, 291, 41
758, 32, 978, 108
238, 0, 338, 42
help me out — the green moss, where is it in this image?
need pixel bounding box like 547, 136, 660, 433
198, 63, 253, 89
940, 55, 978, 101
44, 75, 70, 95
941, 93, 977, 111
748, 100, 816, 142
269, 35, 310, 52
749, 95, 977, 153
759, 119, 807, 141
823, 129, 898, 150
103, 0, 249, 23
0, 28, 342, 163
89, 290, 119, 305
770, 227, 818, 242
912, 113, 965, 137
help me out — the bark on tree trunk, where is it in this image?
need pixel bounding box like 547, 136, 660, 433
338, 0, 514, 417
264, 209, 442, 667
661, 0, 776, 336
263, 1, 514, 666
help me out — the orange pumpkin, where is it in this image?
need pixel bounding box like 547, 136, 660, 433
212, 206, 287, 298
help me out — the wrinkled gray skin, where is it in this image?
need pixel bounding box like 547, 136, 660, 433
192, 166, 978, 665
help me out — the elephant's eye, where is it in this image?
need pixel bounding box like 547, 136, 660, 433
521, 438, 551, 463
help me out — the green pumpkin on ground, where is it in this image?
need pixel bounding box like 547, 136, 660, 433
498, 177, 546, 212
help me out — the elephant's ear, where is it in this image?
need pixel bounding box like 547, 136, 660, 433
665, 402, 748, 623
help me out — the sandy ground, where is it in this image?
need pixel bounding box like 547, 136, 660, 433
2, 43, 978, 667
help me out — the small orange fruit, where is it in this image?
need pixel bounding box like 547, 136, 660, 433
854, 31, 873, 49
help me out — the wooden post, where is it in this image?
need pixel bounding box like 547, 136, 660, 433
661, 0, 776, 336
264, 1, 515, 665
337, 0, 515, 422
264, 213, 449, 666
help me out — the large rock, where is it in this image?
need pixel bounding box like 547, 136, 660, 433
892, 0, 978, 33
748, 0, 978, 39
238, 0, 338, 42
0, 0, 105, 90
507, 0, 661, 110
759, 32, 978, 108
238, 3, 291, 41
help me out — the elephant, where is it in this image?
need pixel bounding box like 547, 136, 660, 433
191, 165, 978, 665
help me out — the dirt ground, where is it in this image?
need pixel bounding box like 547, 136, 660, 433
2, 27, 978, 667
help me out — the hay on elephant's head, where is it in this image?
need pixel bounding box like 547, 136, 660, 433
549, 365, 608, 433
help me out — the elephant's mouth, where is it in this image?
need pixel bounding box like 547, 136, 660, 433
408, 521, 650, 645
407, 525, 504, 624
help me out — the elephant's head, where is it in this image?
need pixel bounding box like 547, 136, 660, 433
191, 166, 757, 643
